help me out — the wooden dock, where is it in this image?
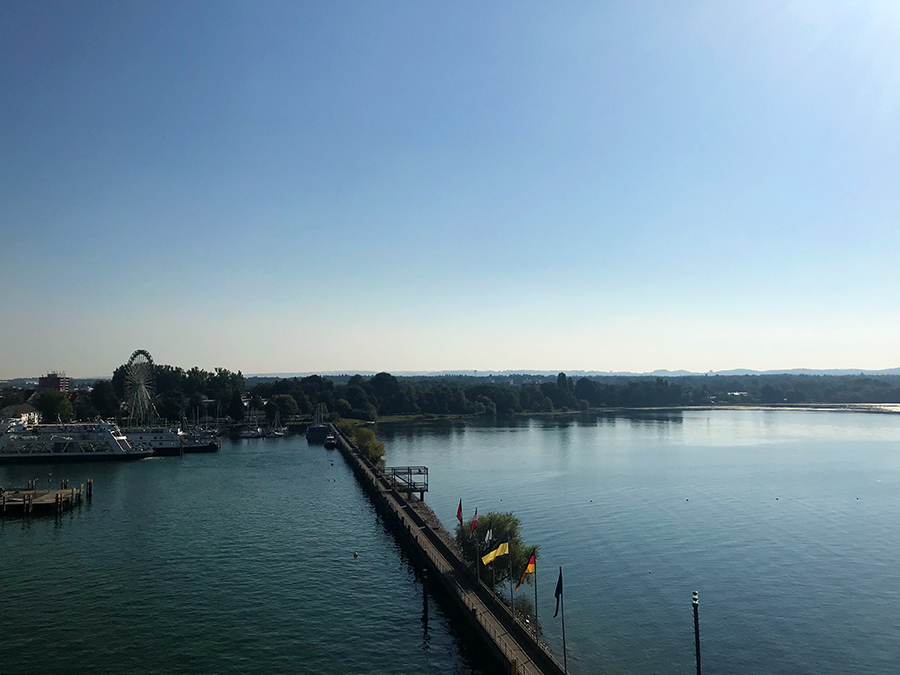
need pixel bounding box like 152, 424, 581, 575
1, 479, 92, 516
332, 426, 565, 675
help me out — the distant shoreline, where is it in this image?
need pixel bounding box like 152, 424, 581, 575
374, 402, 900, 424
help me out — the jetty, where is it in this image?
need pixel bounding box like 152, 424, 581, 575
332, 425, 565, 675
1, 478, 91, 516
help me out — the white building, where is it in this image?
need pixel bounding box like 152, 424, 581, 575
0, 403, 40, 426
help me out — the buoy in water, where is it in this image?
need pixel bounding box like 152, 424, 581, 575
353, 552, 359, 558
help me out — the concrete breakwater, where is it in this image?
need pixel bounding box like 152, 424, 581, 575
332, 424, 567, 675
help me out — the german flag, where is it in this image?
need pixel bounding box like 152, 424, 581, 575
481, 538, 509, 565
515, 548, 536, 590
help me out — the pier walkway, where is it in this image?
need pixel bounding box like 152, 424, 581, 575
332, 426, 565, 675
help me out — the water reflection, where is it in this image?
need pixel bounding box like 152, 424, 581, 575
380, 409, 900, 675
421, 580, 430, 647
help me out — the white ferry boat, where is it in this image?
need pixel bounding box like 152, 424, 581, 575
0, 421, 153, 464
123, 426, 184, 457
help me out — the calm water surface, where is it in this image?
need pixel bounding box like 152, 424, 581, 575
1, 437, 479, 675
3, 410, 900, 675
380, 410, 900, 675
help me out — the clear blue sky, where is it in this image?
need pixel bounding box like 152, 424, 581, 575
2, 1, 898, 378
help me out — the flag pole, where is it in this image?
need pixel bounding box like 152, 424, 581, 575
509, 548, 514, 612
560, 567, 567, 675
474, 536, 480, 585
534, 557, 538, 633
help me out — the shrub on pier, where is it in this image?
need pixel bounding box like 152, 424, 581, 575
353, 427, 386, 464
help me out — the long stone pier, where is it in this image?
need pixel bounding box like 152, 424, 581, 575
332, 425, 567, 675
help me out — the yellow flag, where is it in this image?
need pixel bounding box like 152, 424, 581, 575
481, 540, 509, 565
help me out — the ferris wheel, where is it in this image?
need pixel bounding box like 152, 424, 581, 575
125, 349, 158, 425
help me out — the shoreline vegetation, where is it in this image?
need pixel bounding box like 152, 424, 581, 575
374, 402, 900, 423
4, 365, 900, 425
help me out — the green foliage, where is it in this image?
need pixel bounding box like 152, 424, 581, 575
112, 362, 900, 426
35, 389, 73, 422
455, 511, 538, 592
71, 390, 98, 421
353, 426, 386, 464
475, 395, 496, 416
268, 394, 299, 420
110, 361, 244, 422
336, 419, 357, 437
0, 388, 27, 408
228, 390, 245, 421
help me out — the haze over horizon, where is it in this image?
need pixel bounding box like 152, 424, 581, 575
2, 1, 898, 379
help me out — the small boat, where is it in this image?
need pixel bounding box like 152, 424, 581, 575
180, 428, 221, 453
238, 426, 263, 439
324, 433, 337, 449
265, 410, 287, 438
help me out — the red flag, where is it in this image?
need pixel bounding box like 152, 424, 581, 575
457, 499, 463, 525
470, 508, 478, 534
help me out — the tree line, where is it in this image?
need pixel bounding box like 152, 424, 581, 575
5, 368, 900, 425
248, 371, 900, 420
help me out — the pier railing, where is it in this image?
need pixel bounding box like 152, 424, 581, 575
382, 465, 428, 495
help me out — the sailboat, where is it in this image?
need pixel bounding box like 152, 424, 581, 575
305, 404, 330, 443
266, 410, 286, 437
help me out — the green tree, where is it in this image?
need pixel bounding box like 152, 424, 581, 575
455, 511, 538, 594
35, 389, 73, 422
269, 393, 299, 419
90, 380, 121, 418
353, 426, 385, 464
228, 390, 245, 421
760, 384, 782, 404
475, 395, 497, 416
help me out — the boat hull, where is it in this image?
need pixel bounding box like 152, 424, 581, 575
0, 451, 153, 464
150, 446, 184, 457
183, 442, 219, 453
306, 423, 331, 442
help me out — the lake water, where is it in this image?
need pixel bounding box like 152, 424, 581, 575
379, 410, 900, 675
3, 410, 900, 675
0, 437, 480, 675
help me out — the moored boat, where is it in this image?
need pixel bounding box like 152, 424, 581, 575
305, 404, 330, 443
264, 410, 287, 438
180, 428, 221, 453
122, 426, 184, 457
238, 426, 263, 439
0, 421, 153, 464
